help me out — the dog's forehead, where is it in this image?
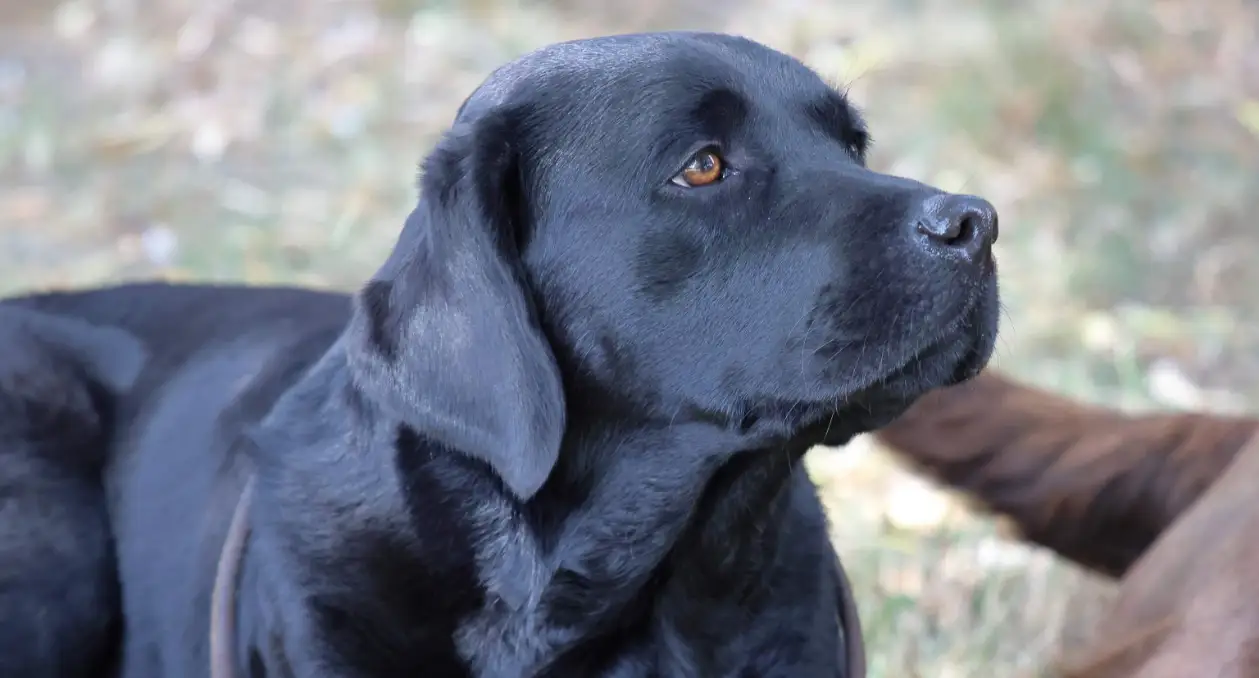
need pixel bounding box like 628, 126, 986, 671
456, 32, 817, 122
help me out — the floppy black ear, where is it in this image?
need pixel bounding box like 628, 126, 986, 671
344, 110, 565, 500
0, 307, 147, 394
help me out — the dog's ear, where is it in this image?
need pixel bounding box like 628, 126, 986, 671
344, 109, 565, 501
0, 307, 147, 394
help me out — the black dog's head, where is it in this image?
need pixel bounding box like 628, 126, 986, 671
347, 32, 999, 500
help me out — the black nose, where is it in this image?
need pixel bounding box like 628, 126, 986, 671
913, 194, 998, 264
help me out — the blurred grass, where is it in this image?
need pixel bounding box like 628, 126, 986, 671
2, 0, 1257, 675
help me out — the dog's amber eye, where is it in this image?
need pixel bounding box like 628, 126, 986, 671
672, 149, 725, 187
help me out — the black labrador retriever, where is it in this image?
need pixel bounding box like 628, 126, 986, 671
0, 31, 998, 678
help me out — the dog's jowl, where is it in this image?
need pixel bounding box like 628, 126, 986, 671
0, 32, 998, 678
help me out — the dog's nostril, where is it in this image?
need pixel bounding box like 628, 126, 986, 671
915, 194, 998, 262
916, 216, 965, 245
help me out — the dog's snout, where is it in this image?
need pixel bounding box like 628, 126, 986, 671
913, 194, 998, 263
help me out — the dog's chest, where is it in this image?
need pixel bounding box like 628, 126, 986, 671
447, 506, 787, 678
453, 581, 747, 678
381, 441, 836, 677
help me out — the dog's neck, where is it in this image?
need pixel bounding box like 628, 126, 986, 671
537, 417, 806, 600
447, 385, 827, 675
236, 348, 837, 675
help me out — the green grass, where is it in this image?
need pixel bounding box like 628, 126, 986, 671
2, 0, 1257, 674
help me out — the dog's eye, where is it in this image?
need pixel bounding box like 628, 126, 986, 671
671, 148, 726, 187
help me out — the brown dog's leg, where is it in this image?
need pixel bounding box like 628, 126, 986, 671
873, 371, 1259, 577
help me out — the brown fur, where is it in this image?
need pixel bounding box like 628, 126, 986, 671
874, 370, 1259, 677
1056, 432, 1259, 677
874, 370, 1258, 577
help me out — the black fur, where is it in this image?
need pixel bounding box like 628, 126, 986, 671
0, 31, 999, 678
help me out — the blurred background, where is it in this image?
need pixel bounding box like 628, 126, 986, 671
2, 0, 1256, 674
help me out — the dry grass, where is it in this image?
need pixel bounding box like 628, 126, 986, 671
2, 0, 1257, 675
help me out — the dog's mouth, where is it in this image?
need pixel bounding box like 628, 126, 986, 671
728, 268, 996, 450
810, 281, 996, 444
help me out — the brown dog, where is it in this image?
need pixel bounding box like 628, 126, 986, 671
874, 370, 1259, 677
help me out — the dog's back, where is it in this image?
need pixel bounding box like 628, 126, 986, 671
0, 282, 352, 677
10, 282, 351, 357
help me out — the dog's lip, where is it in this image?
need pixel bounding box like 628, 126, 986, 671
900, 284, 984, 365
791, 275, 994, 440
858, 280, 990, 392
795, 307, 992, 447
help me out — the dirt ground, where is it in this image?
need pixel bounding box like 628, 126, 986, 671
2, 0, 1257, 675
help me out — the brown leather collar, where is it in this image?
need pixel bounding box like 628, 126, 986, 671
210, 475, 256, 678
205, 477, 866, 678
835, 553, 868, 678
